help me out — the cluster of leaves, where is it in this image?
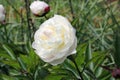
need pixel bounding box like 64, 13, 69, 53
0, 0, 120, 80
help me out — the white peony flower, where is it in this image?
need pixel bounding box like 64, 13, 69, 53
32, 15, 77, 65
30, 1, 50, 16
0, 4, 5, 23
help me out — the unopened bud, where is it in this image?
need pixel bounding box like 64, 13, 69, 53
30, 1, 50, 17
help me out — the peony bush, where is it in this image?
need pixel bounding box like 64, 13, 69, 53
0, 0, 120, 80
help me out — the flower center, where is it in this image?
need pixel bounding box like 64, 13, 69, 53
39, 26, 66, 50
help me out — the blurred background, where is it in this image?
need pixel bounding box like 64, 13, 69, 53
0, 0, 120, 80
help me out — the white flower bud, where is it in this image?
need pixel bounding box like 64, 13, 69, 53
0, 4, 5, 23
32, 15, 77, 65
30, 1, 50, 16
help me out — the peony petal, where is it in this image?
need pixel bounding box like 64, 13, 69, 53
49, 56, 67, 65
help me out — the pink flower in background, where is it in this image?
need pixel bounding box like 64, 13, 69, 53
32, 15, 77, 65
112, 68, 120, 79
30, 1, 50, 17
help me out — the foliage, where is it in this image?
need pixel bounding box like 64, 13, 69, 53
0, 0, 120, 80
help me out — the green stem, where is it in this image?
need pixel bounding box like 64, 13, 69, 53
24, 0, 32, 42
17, 57, 34, 80
3, 25, 8, 42
44, 15, 48, 20
69, 0, 75, 19
73, 59, 84, 80
69, 56, 84, 80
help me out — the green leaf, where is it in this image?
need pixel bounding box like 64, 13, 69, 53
93, 51, 106, 71
2, 60, 20, 70
84, 68, 97, 79
85, 41, 94, 70
12, 75, 28, 80
17, 57, 26, 71
63, 59, 80, 79
45, 74, 64, 80
0, 74, 18, 80
19, 48, 39, 72
114, 29, 120, 67
75, 43, 87, 66
95, 67, 103, 77
98, 70, 111, 80
34, 66, 49, 80
0, 50, 12, 60
2, 44, 16, 60
27, 49, 39, 71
